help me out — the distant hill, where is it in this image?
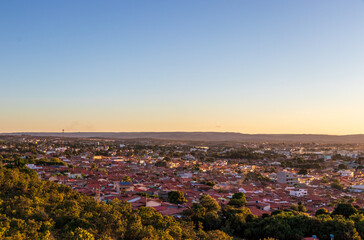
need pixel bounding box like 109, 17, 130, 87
3, 132, 364, 143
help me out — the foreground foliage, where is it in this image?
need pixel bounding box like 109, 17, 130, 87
183, 193, 364, 240
0, 167, 226, 240
1, 165, 364, 240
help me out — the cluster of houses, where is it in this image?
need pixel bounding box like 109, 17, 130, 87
2, 136, 364, 218
26, 153, 364, 218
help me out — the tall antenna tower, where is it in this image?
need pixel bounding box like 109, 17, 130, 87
61, 129, 65, 148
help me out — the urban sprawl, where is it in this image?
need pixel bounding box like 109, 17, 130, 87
1, 135, 364, 219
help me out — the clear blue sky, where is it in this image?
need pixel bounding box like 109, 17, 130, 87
1, 0, 364, 134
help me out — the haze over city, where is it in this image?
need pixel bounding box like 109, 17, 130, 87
1, 0, 364, 134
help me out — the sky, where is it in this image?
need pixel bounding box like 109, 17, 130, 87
1, 0, 364, 134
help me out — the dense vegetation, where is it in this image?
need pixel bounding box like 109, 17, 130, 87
183, 195, 364, 240
1, 162, 364, 239
0, 166, 230, 240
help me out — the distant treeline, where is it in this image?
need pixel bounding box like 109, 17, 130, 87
213, 149, 282, 160
1, 155, 67, 167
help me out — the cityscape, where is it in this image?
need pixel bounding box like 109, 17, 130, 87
0, 134, 363, 239
1, 0, 364, 239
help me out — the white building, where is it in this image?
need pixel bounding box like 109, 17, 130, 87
350, 185, 364, 193
339, 170, 354, 177
146, 200, 162, 207
178, 172, 193, 178
65, 172, 83, 179
289, 189, 308, 197
26, 164, 43, 170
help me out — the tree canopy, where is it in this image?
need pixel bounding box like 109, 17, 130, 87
1, 164, 364, 240
168, 191, 187, 204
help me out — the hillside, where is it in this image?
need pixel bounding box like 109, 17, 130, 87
0, 164, 363, 240
0, 166, 228, 240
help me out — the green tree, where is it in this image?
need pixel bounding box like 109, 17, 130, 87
228, 192, 247, 208
90, 163, 97, 171
331, 179, 343, 190
321, 175, 330, 183
355, 218, 364, 240
205, 230, 232, 240
200, 195, 220, 212
203, 211, 221, 230
332, 204, 358, 218
14, 157, 26, 168
298, 169, 308, 175
183, 203, 206, 229
122, 175, 132, 182
319, 216, 361, 240
0, 166, 200, 240
168, 191, 186, 204
290, 202, 307, 213
338, 164, 348, 170
71, 227, 95, 240
315, 208, 330, 216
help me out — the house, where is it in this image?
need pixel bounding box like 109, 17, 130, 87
65, 172, 83, 179
123, 195, 142, 203
114, 181, 135, 193
246, 201, 271, 211
146, 200, 162, 207
339, 170, 354, 177
290, 189, 308, 197
178, 172, 193, 178
350, 185, 364, 193
27, 164, 43, 170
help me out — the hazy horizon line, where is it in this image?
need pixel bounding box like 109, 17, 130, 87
2, 131, 364, 136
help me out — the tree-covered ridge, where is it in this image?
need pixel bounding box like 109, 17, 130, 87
0, 167, 230, 240
1, 164, 364, 240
